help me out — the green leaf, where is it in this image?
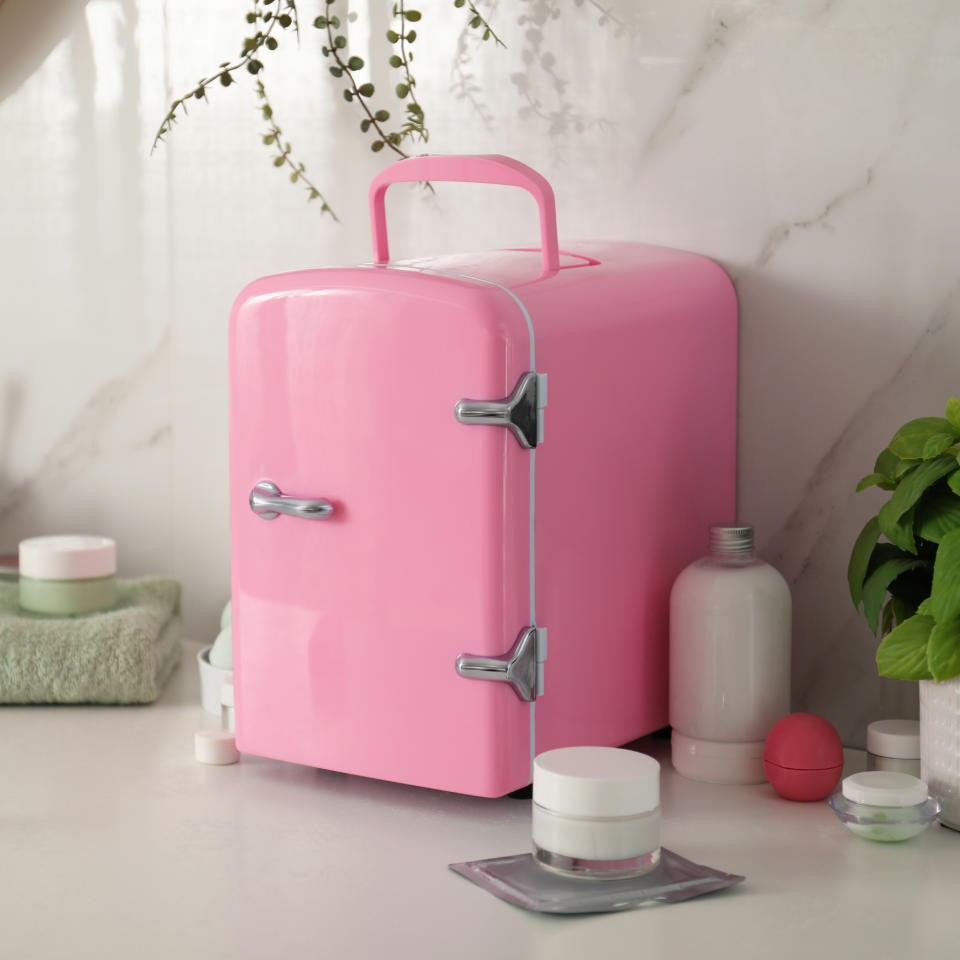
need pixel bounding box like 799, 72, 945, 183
875, 447, 900, 480
360, 118, 371, 132
890, 417, 958, 459
878, 502, 918, 554
881, 598, 895, 635
950, 470, 960, 496
313, 16, 328, 28
923, 433, 956, 459
265, 36, 278, 50
386, 29, 399, 42
357, 82, 375, 97
930, 528, 960, 623
916, 486, 960, 543
895, 458, 918, 478
371, 140, 384, 152
406, 29, 417, 41
395, 83, 409, 97
262, 134, 275, 145
246, 59, 263, 74
879, 455, 957, 526
876, 615, 934, 680
404, 9, 422, 20
278, 14, 292, 27
928, 618, 960, 681
329, 66, 343, 77
947, 397, 960, 432
890, 595, 916, 625
454, 0, 465, 6
389, 54, 403, 67
348, 56, 364, 70
219, 72, 233, 87
856, 473, 890, 492
849, 516, 881, 606
918, 597, 933, 615
343, 89, 353, 101
374, 109, 390, 121
272, 156, 284, 167
862, 557, 925, 633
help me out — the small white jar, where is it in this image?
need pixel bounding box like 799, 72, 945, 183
866, 719, 921, 778
18, 536, 117, 616
532, 747, 661, 879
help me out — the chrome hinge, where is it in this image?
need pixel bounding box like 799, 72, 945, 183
456, 625, 547, 702
455, 372, 547, 449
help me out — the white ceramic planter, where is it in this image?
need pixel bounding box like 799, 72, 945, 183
920, 677, 960, 831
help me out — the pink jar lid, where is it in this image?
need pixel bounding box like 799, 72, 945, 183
19, 536, 117, 580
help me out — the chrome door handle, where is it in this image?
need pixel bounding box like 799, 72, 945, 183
249, 480, 334, 521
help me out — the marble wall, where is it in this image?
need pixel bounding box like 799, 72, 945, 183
3, 0, 958, 745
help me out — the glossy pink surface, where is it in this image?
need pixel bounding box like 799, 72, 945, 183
230, 157, 737, 797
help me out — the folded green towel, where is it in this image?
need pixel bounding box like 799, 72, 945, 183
0, 577, 182, 704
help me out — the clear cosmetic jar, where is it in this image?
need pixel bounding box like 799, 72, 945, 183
532, 746, 661, 879
866, 719, 921, 778
829, 771, 940, 842
18, 536, 117, 616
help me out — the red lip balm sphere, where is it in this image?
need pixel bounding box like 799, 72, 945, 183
763, 713, 844, 802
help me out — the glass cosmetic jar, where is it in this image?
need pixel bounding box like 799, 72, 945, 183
18, 536, 117, 616
532, 746, 661, 879
829, 771, 940, 842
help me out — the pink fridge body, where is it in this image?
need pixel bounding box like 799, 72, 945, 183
229, 156, 737, 797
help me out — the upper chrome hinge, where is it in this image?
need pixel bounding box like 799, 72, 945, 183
455, 372, 547, 449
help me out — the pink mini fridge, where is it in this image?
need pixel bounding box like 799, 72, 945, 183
229, 155, 737, 797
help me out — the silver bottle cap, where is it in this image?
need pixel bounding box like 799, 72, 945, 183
709, 524, 754, 554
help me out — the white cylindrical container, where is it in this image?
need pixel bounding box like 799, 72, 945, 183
867, 719, 921, 777
669, 524, 791, 784
532, 746, 660, 879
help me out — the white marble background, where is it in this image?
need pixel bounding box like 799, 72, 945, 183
2, 0, 958, 745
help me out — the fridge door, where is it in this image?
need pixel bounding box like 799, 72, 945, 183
230, 266, 535, 796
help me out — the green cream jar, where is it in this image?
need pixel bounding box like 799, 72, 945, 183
19, 536, 117, 616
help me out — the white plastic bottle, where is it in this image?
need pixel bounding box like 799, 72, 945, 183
669, 524, 791, 784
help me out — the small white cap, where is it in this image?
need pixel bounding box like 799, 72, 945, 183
194, 729, 239, 765
842, 771, 927, 807
533, 746, 660, 818
19, 536, 116, 580
866, 719, 920, 760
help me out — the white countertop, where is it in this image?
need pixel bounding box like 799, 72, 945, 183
3, 641, 957, 959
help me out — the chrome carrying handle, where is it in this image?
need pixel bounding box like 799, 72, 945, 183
249, 481, 334, 521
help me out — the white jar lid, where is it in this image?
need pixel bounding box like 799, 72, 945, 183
194, 729, 239, 765
19, 536, 116, 580
866, 719, 920, 760
533, 746, 660, 818
842, 771, 928, 807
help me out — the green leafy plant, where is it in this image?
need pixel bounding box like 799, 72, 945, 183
848, 397, 960, 681
152, 0, 503, 219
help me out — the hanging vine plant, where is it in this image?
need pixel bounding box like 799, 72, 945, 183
152, 0, 503, 221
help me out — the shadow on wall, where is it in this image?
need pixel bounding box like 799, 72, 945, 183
0, 0, 88, 103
